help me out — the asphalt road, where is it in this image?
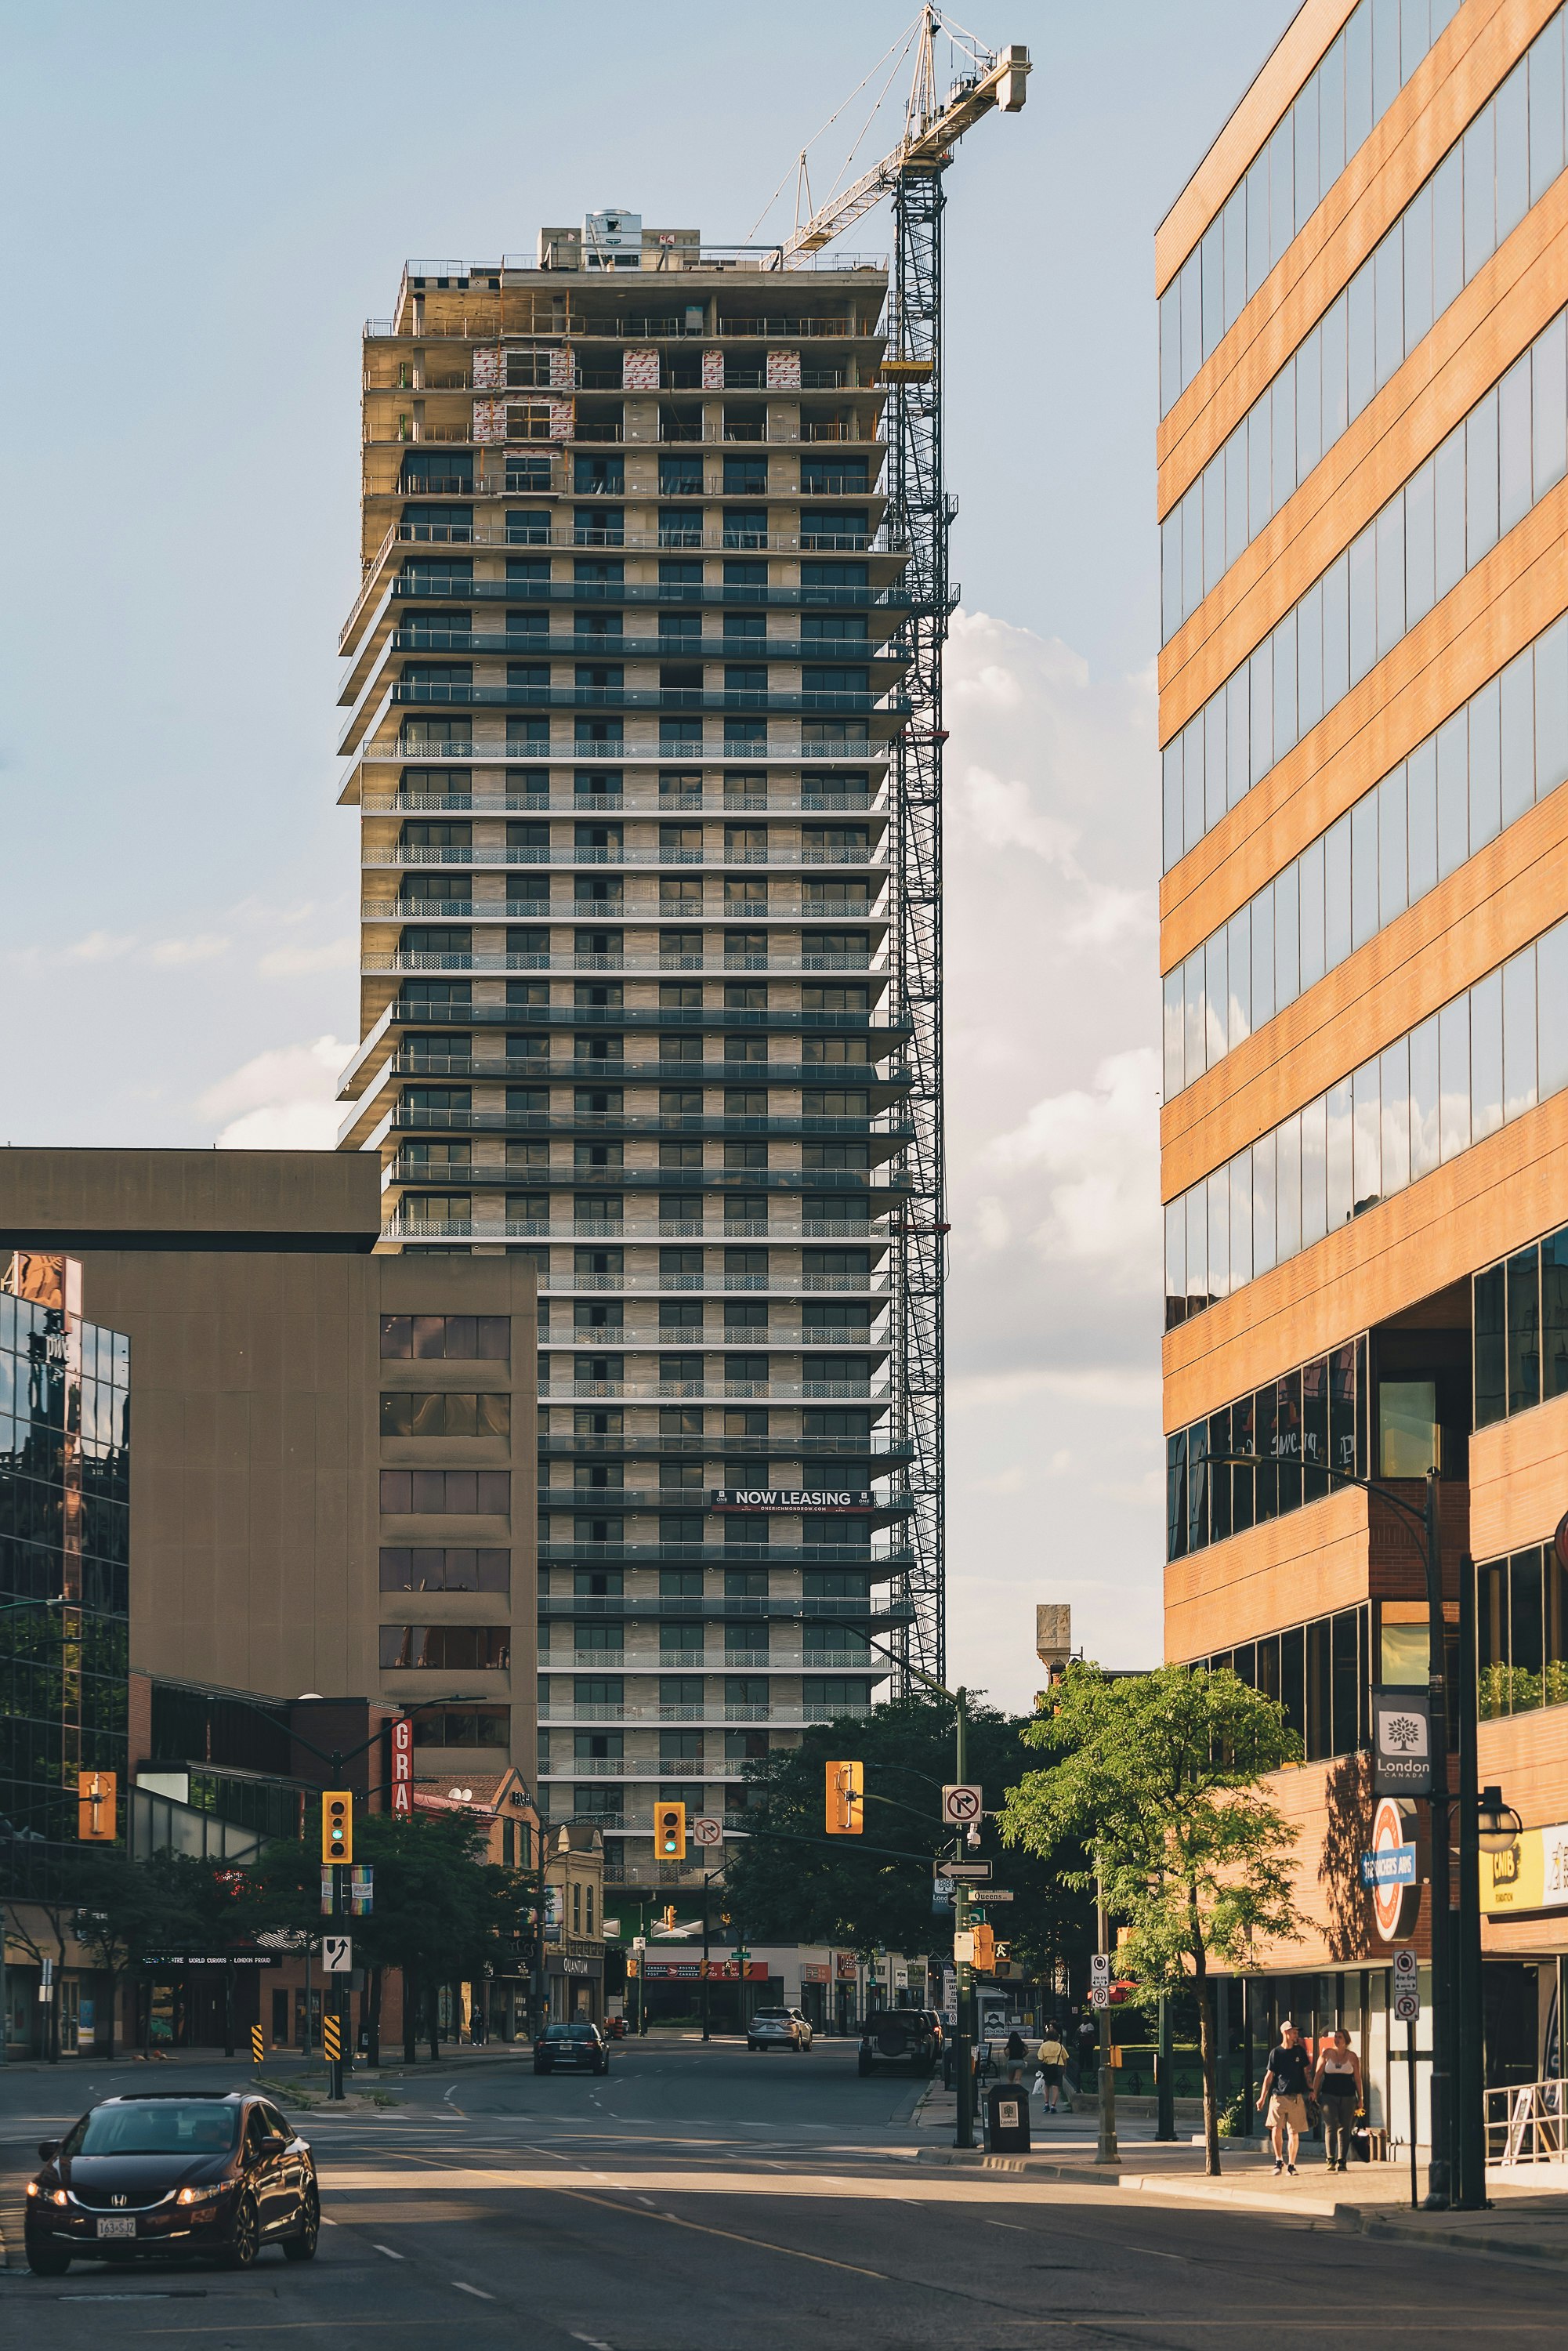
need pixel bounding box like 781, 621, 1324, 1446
2, 2037, 1563, 2346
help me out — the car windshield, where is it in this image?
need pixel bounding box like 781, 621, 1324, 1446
66, 2102, 241, 2158
753, 2009, 788, 2020
545, 2024, 594, 2041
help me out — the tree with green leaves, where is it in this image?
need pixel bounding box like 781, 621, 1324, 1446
724, 1695, 1095, 1989
1001, 1663, 1305, 2175
243, 1805, 529, 2064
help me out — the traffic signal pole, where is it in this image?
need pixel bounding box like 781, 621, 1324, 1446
952, 1687, 976, 2153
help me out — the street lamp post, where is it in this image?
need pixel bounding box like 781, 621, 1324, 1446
856, 1631, 977, 2150
1204, 1451, 1452, 2209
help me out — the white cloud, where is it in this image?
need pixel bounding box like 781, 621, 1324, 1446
150, 933, 229, 966
940, 609, 1167, 1702
197, 1034, 349, 1150
258, 936, 357, 977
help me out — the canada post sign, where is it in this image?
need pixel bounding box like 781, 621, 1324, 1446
710, 1489, 872, 1512
1373, 1690, 1432, 1795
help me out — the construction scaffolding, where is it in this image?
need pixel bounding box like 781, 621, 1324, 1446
773, 13, 1029, 1690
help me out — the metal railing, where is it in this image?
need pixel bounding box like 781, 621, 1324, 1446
1487, 2079, 1568, 2164
366, 950, 878, 973
366, 846, 885, 868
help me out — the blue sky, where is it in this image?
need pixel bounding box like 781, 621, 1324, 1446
2, 0, 1292, 1696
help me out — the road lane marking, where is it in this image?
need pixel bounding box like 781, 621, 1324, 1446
454, 2282, 494, 2299
372, 2243, 405, 2259
985, 2219, 1028, 2230
570, 2335, 614, 2350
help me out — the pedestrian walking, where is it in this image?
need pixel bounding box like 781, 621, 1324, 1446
1312, 2027, 1363, 2172
1076, 2013, 1097, 2087
1036, 2022, 1069, 2113
1005, 2027, 1028, 2083
1257, 2019, 1313, 2176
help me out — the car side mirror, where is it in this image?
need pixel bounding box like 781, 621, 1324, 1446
38, 2139, 60, 2163
259, 2132, 288, 2157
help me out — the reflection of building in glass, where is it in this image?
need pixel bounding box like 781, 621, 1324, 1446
1159, 3, 1568, 2127
0, 1250, 131, 1901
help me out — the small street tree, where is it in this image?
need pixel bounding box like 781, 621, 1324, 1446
1001, 1663, 1305, 2175
725, 1694, 1094, 1983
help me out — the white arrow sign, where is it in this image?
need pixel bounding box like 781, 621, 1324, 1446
322, 1934, 353, 1974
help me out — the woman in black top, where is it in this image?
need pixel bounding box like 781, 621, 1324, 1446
1256, 2020, 1313, 2175
1313, 2029, 1363, 2171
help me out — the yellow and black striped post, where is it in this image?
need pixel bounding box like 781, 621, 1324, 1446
250, 2023, 264, 2069
323, 2013, 342, 2063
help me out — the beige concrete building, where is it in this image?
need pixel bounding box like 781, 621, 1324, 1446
0, 1149, 538, 1792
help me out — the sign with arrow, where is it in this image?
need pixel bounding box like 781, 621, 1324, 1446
932, 1859, 990, 1880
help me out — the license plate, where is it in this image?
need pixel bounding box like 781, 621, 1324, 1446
96, 2216, 136, 2239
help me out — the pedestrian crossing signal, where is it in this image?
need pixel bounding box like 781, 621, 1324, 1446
321, 1791, 353, 1864
825, 1759, 864, 1834
656, 1802, 686, 1860
322, 2014, 342, 2063
250, 2024, 264, 2067
971, 1923, 997, 1972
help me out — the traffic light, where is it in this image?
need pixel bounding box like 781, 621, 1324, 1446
322, 1791, 353, 1864
661, 1904, 677, 1929
971, 1923, 997, 1973
77, 1770, 117, 1842
655, 1802, 686, 1860
824, 1759, 864, 1835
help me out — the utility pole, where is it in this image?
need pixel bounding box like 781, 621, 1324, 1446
1095, 1872, 1118, 2165
1421, 1465, 1453, 2211
952, 1686, 976, 2152
1156, 1992, 1176, 2141
701, 1875, 712, 2044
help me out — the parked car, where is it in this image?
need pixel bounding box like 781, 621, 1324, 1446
24, 2091, 318, 2276
747, 2008, 811, 2052
785, 2008, 816, 2048
857, 2009, 939, 2078
534, 2021, 610, 2075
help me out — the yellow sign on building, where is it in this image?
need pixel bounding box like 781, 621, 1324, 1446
1480, 1822, 1568, 1914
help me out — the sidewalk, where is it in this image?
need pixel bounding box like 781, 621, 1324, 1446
909, 2077, 1568, 2266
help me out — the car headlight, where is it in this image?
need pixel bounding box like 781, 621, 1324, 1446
177, 2183, 226, 2207
51, 2189, 69, 2208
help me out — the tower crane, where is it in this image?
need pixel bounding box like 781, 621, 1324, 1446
768, 13, 1029, 1691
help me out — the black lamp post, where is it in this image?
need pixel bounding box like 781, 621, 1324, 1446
1202, 1451, 1453, 2209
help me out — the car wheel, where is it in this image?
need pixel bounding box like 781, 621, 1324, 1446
218, 2194, 260, 2270
282, 2184, 320, 2262
26, 2244, 71, 2277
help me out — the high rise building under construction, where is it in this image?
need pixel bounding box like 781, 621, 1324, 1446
335, 220, 924, 1900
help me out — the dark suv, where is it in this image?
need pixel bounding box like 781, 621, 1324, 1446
25, 2091, 318, 2274
857, 2009, 939, 2078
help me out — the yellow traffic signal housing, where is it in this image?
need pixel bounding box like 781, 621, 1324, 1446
78, 1770, 117, 1841
661, 1904, 677, 1929
655, 1802, 686, 1860
971, 1922, 997, 1973
322, 1791, 353, 1864
825, 1759, 864, 1834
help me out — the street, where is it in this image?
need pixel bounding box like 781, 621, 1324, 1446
2, 2038, 1563, 2346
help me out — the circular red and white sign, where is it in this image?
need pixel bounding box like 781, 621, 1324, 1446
1555, 1510, 1568, 1573
1371, 1795, 1420, 1943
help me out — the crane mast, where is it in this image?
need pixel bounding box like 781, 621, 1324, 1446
779, 15, 1029, 1693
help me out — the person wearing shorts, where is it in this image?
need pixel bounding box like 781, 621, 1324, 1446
1037, 2023, 1068, 2113
1257, 2019, 1312, 2175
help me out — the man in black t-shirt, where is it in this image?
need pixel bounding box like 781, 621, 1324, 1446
1257, 2020, 1313, 2175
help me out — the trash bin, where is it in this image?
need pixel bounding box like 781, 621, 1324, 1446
986, 2081, 1031, 2154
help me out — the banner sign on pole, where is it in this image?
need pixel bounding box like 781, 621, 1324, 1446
1372, 1690, 1432, 1795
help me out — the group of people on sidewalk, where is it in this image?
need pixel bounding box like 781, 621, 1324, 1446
1257, 2020, 1364, 2175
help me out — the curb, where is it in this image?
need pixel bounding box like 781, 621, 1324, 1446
1344, 2209, 1568, 2266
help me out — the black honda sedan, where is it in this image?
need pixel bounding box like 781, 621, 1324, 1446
534, 2020, 610, 2075
24, 2091, 319, 2274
